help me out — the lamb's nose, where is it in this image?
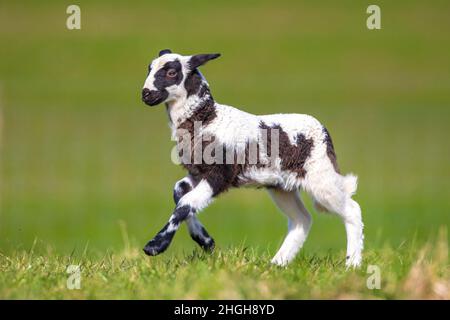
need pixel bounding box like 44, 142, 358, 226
142, 88, 151, 101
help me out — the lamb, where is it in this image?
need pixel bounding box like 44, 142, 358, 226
141, 49, 364, 267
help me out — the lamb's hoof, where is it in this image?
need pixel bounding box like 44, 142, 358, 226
201, 238, 215, 252
270, 256, 289, 267
191, 235, 215, 252
345, 255, 362, 269
143, 238, 169, 256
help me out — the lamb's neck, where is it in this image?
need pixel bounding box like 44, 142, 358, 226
166, 88, 216, 131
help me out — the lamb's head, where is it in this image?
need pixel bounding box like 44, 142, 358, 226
142, 49, 220, 106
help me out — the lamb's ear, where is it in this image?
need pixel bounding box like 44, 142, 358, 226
189, 53, 221, 69
159, 49, 172, 56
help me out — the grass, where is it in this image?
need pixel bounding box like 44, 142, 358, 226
0, 230, 448, 299
0, 0, 449, 299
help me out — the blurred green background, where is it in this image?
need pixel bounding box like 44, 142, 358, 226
0, 0, 449, 256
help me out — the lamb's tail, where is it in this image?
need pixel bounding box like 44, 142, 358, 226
343, 173, 358, 197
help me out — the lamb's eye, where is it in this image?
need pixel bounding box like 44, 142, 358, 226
167, 69, 177, 78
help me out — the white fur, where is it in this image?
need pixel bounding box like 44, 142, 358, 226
178, 179, 214, 211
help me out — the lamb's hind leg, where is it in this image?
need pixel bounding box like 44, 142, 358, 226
341, 199, 363, 268
268, 189, 312, 266
310, 173, 364, 268
173, 177, 215, 251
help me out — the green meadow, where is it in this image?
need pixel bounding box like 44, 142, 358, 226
0, 0, 448, 299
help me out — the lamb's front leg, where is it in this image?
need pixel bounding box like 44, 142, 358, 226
173, 177, 215, 252
143, 179, 214, 256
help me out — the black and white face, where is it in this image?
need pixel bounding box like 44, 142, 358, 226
142, 49, 220, 106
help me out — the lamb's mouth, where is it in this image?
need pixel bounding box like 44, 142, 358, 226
144, 96, 165, 106
142, 89, 168, 106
